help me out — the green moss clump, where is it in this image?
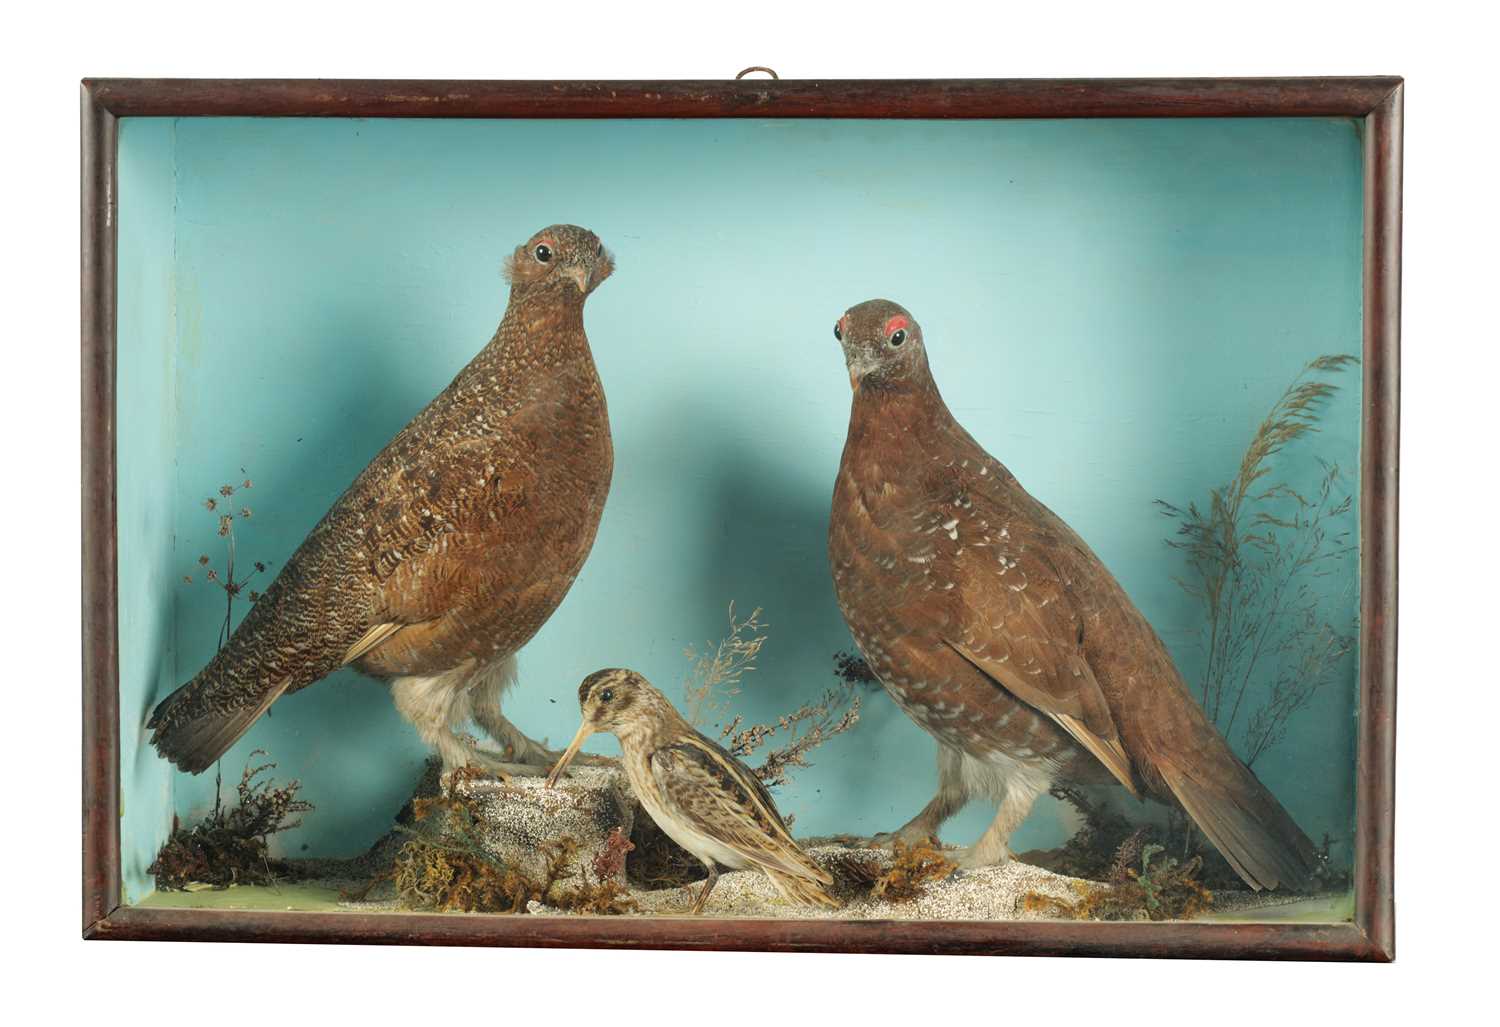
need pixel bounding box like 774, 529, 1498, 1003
381, 788, 636, 916
1022, 840, 1213, 922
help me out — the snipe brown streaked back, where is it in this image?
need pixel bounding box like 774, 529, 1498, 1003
548, 669, 837, 914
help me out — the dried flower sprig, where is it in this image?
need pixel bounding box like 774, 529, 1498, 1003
682, 602, 767, 729
181, 470, 271, 649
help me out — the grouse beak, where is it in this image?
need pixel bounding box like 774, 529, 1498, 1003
545, 721, 595, 788
564, 264, 591, 293
845, 352, 877, 391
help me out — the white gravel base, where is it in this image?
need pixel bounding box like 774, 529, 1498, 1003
321, 763, 1347, 923
529, 843, 1093, 921
452, 766, 635, 896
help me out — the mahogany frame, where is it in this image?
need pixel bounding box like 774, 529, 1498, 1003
81, 76, 1401, 959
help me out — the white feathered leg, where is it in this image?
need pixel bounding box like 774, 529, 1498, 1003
468, 654, 557, 767
389, 663, 513, 783
958, 755, 1053, 869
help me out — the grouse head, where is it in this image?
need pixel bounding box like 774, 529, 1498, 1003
834, 298, 930, 392
504, 223, 615, 297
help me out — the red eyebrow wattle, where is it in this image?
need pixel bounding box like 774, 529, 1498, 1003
883, 315, 909, 335
837, 315, 849, 333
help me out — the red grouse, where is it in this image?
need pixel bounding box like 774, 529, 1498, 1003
150, 225, 616, 780
827, 298, 1318, 890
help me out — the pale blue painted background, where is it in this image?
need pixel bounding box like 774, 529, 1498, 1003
116, 116, 1362, 901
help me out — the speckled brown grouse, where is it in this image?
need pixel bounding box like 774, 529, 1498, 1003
828, 299, 1318, 891
150, 224, 615, 779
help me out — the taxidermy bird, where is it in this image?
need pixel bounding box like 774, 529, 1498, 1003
150, 225, 616, 780
827, 299, 1319, 891
547, 669, 838, 914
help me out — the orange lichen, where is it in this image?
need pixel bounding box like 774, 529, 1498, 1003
870, 838, 958, 902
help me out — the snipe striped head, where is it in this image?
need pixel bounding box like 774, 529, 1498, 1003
546, 668, 679, 786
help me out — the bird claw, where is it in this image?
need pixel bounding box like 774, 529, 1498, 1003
441, 746, 538, 789
867, 825, 942, 851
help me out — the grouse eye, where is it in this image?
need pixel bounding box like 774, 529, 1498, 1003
600, 688, 614, 703
889, 329, 907, 347
534, 243, 553, 263
833, 323, 843, 341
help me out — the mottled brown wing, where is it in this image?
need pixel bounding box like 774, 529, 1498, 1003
941, 469, 1140, 795
338, 433, 519, 625
148, 433, 516, 773
651, 735, 832, 885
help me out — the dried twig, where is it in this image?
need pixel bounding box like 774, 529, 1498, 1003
148, 750, 312, 891
684, 604, 864, 788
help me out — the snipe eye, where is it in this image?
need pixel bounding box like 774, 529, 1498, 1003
534, 243, 553, 263
889, 329, 907, 347
600, 688, 614, 703
833, 323, 843, 341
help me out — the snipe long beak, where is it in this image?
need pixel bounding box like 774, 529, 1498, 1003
545, 721, 595, 788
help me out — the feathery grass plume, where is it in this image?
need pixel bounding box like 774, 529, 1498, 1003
1157, 354, 1358, 768
681, 604, 863, 790
682, 602, 766, 728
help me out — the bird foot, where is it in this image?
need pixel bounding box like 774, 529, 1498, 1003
950, 845, 1013, 871
867, 824, 943, 851
440, 745, 537, 788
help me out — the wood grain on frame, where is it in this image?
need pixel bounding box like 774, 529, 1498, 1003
80, 77, 1401, 959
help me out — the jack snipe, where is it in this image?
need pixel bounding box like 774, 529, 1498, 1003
547, 668, 837, 914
